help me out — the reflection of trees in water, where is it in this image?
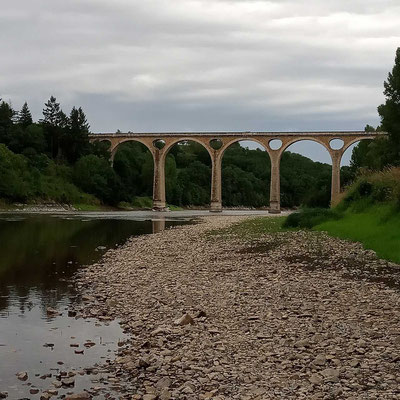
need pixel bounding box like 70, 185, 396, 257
0, 216, 186, 313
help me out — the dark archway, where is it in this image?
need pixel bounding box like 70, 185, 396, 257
164, 140, 212, 207
221, 140, 270, 208
112, 141, 154, 208
281, 140, 332, 208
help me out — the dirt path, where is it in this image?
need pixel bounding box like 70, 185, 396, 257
75, 216, 400, 399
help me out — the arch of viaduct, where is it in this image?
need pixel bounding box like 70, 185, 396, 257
89, 131, 385, 213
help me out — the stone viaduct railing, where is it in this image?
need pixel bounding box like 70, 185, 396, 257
89, 131, 385, 212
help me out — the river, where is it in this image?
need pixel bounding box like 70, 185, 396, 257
0, 212, 192, 399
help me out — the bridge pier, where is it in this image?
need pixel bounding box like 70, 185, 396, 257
152, 150, 167, 210
210, 154, 223, 212
269, 151, 281, 214
330, 150, 343, 207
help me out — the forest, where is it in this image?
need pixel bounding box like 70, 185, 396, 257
0, 94, 374, 210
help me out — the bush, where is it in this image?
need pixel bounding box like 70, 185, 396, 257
73, 155, 122, 205
283, 208, 341, 229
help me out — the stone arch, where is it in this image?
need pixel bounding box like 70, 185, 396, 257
279, 137, 331, 158
342, 136, 375, 154
219, 137, 272, 162
111, 138, 154, 157
162, 137, 213, 161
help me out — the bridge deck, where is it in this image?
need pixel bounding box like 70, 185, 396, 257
90, 131, 385, 138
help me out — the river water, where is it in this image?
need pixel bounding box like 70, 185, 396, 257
0, 213, 191, 399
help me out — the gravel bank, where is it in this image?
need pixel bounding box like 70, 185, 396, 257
74, 216, 400, 399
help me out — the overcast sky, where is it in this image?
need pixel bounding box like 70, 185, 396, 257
1, 0, 399, 164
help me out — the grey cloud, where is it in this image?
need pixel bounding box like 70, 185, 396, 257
1, 0, 398, 165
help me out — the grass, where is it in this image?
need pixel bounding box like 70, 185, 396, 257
167, 204, 184, 211
131, 196, 153, 209
315, 204, 400, 263
209, 216, 287, 239
282, 168, 400, 264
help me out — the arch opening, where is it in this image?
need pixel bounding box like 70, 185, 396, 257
269, 139, 283, 150
330, 138, 344, 150
281, 140, 332, 208
164, 140, 212, 207
153, 139, 165, 150
210, 138, 223, 150
112, 140, 154, 208
221, 140, 270, 208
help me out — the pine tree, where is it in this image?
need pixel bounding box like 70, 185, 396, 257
69, 106, 90, 133
18, 102, 33, 127
42, 96, 63, 126
61, 106, 91, 163
0, 100, 15, 145
41, 96, 68, 158
378, 47, 400, 164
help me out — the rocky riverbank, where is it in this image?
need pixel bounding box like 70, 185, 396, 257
73, 216, 400, 399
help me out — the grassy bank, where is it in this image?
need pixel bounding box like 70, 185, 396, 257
315, 205, 400, 262
284, 168, 400, 263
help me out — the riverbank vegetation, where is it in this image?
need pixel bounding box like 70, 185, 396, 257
284, 168, 400, 263
283, 48, 400, 263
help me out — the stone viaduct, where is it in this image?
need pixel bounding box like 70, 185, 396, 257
89, 131, 385, 213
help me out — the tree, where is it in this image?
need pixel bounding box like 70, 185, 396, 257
18, 102, 33, 127
0, 100, 15, 146
377, 47, 400, 165
41, 96, 68, 158
61, 106, 91, 163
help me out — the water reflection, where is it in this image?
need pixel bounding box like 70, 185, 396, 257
0, 215, 184, 313
0, 213, 190, 397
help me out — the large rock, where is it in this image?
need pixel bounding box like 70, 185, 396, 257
174, 313, 194, 326
65, 392, 91, 400
16, 371, 28, 381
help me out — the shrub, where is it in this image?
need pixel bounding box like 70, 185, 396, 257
283, 208, 341, 229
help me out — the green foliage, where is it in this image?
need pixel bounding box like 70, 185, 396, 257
282, 168, 400, 263
378, 47, 400, 162
131, 196, 153, 209
281, 151, 331, 208
283, 208, 341, 229
0, 143, 35, 201
61, 106, 91, 163
338, 168, 400, 212
18, 102, 33, 127
316, 205, 400, 263
113, 142, 153, 198
73, 155, 122, 205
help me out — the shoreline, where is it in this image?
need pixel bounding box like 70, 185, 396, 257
73, 216, 400, 399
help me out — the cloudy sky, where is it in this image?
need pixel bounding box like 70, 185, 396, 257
1, 0, 399, 163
